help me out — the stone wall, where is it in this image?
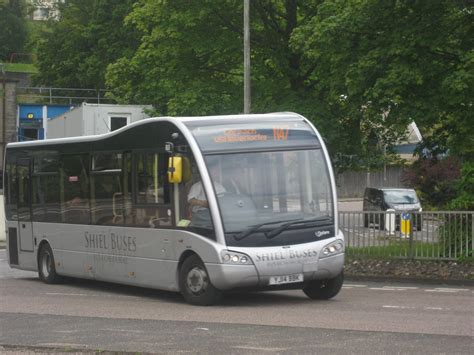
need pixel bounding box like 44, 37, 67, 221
345, 256, 474, 284
0, 79, 18, 172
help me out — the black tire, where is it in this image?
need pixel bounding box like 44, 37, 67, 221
179, 254, 222, 306
303, 271, 344, 300
38, 243, 62, 284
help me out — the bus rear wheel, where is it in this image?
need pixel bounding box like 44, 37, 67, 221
303, 271, 344, 300
38, 243, 62, 284
179, 254, 222, 306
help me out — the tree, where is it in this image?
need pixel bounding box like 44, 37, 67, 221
292, 0, 474, 161
105, 1, 416, 167
34, 0, 140, 90
403, 156, 461, 209
0, 0, 27, 61
107, 1, 328, 115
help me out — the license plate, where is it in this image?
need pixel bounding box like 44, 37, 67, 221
269, 273, 303, 285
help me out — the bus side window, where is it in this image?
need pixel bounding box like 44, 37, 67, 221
32, 153, 61, 223
60, 154, 90, 224
176, 154, 216, 240
132, 151, 171, 228
90, 152, 123, 225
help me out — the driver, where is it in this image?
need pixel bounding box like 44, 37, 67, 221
187, 160, 225, 214
222, 163, 244, 194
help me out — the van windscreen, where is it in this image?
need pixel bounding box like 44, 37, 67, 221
383, 190, 419, 204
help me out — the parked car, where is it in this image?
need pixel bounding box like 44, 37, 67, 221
363, 187, 422, 231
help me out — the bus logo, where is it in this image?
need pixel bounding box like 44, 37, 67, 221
315, 230, 330, 237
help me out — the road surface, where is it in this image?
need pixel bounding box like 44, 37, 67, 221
0, 250, 472, 353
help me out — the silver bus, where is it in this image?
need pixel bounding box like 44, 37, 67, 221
3, 113, 344, 305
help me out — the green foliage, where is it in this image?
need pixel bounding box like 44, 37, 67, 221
292, 0, 474, 162
34, 0, 140, 89
440, 164, 473, 260
403, 157, 461, 209
3, 63, 37, 73
0, 0, 27, 61
448, 163, 474, 210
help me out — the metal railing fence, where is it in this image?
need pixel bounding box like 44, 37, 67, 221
339, 211, 473, 260
16, 86, 115, 104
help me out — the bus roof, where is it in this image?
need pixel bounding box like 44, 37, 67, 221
7, 112, 304, 149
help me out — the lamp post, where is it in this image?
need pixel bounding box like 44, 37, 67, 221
243, 0, 251, 114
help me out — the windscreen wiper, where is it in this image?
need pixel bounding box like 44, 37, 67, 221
265, 217, 332, 239
233, 218, 304, 241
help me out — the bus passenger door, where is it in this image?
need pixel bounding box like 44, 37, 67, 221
16, 158, 34, 252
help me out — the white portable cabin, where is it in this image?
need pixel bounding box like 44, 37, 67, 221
47, 103, 151, 139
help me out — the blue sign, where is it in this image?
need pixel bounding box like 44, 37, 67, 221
401, 212, 410, 221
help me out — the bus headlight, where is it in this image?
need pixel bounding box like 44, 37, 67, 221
221, 250, 253, 265
320, 240, 344, 259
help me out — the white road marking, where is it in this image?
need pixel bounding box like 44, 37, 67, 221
46, 292, 89, 296
343, 284, 368, 288
383, 305, 415, 309
194, 327, 209, 331
389, 286, 418, 289
384, 305, 449, 311
53, 330, 78, 334
101, 328, 144, 333
425, 288, 467, 293
44, 292, 144, 300
233, 346, 288, 352
38, 343, 87, 348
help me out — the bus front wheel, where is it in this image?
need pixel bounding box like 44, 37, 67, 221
179, 254, 222, 306
303, 271, 344, 300
38, 243, 62, 284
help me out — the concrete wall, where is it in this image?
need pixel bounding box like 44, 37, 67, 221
336, 165, 408, 198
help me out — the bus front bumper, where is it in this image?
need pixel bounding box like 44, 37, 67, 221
206, 253, 344, 291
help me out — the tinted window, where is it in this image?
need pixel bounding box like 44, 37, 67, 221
60, 154, 90, 224
131, 152, 172, 228
32, 174, 60, 222
110, 117, 128, 131
91, 172, 123, 225
92, 152, 122, 171
32, 154, 61, 222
